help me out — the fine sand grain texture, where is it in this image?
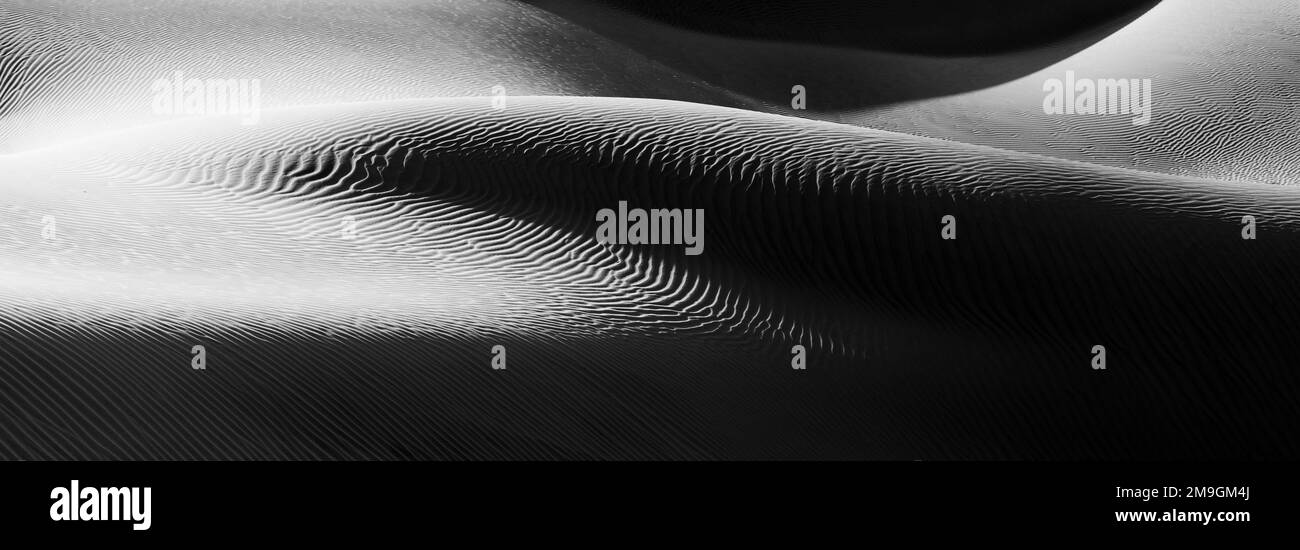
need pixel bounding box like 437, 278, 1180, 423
1, 0, 1298, 459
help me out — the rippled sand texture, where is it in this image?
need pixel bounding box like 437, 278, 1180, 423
533, 0, 1300, 184
2, 1, 1299, 459
842, 0, 1300, 185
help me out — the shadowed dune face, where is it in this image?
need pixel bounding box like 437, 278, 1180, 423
0, 0, 1162, 145
534, 0, 1159, 55
527, 0, 1162, 107
2, 0, 1298, 461
5, 0, 1295, 186
844, 0, 1300, 185
524, 0, 1299, 185
2, 98, 1298, 459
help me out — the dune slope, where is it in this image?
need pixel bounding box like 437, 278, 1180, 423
2, 97, 1297, 459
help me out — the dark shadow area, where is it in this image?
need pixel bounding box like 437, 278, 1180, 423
530, 0, 1161, 55
524, 0, 1162, 109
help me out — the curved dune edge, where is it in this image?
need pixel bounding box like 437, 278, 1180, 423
2, 96, 1298, 459
5, 0, 1297, 187
838, 0, 1300, 185
0, 0, 755, 153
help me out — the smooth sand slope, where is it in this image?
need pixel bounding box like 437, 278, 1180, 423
2, 97, 1298, 459
0, 0, 752, 152
530, 0, 1156, 55
5, 0, 1296, 184
842, 0, 1300, 185
2, 0, 1298, 459
532, 0, 1300, 184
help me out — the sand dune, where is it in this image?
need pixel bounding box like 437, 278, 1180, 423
840, 0, 1300, 184
528, 0, 1158, 108
0, 0, 752, 152
2, 96, 1298, 458
6, 0, 1295, 186
530, 0, 1156, 55
2, 0, 1298, 460
527, 0, 1300, 184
